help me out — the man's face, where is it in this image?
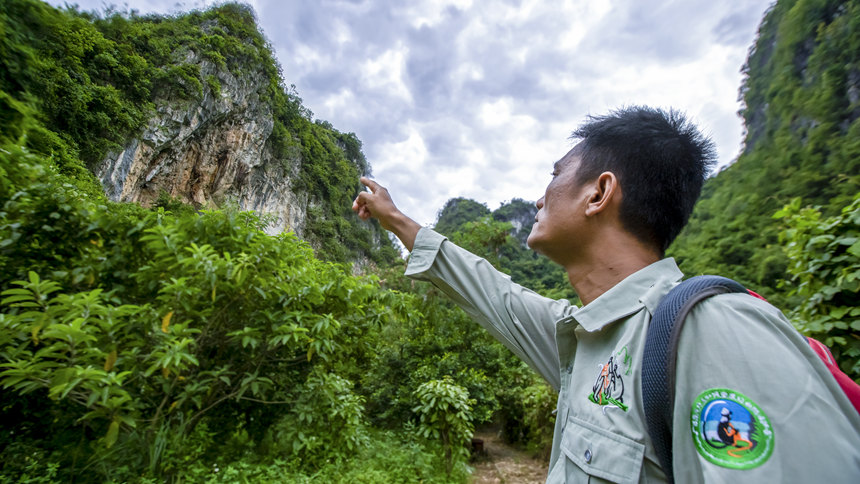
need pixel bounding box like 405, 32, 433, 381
527, 147, 589, 262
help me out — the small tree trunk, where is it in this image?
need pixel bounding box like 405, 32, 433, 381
442, 427, 452, 475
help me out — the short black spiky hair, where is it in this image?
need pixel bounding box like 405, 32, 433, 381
571, 106, 717, 254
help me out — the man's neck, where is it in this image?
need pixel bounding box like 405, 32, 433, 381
566, 235, 661, 306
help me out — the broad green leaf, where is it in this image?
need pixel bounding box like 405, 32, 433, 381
848, 240, 860, 257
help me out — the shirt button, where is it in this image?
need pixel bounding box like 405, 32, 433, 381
584, 449, 592, 463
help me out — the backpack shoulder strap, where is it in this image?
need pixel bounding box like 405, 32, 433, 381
641, 275, 747, 483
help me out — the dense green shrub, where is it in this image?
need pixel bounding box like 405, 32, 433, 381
267, 370, 369, 468
0, 142, 397, 480
777, 194, 860, 379
413, 377, 475, 476
203, 429, 468, 483
0, 133, 497, 482
359, 271, 521, 435
493, 367, 557, 459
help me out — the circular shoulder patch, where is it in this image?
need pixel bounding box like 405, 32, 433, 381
690, 388, 774, 469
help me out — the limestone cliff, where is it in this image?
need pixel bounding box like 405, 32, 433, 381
95, 53, 307, 237
1, 1, 397, 264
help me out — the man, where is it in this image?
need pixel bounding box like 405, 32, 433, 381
352, 106, 860, 482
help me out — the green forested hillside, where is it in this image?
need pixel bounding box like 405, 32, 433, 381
669, 0, 859, 302
667, 0, 860, 374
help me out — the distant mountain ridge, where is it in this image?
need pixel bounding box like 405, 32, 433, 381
434, 197, 574, 300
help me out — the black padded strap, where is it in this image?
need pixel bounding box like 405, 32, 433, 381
641, 275, 746, 483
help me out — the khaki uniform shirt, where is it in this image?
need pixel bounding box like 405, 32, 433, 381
406, 228, 860, 483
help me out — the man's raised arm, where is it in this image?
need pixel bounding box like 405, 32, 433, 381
351, 176, 565, 390
352, 177, 421, 251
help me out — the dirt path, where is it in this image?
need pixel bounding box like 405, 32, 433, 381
470, 431, 548, 484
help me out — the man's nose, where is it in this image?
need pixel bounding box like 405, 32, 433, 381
536, 197, 544, 209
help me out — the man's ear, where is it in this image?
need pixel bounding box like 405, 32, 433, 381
584, 171, 620, 217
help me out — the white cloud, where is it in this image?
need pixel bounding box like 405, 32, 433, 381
287, 44, 329, 72
556, 1, 613, 51
321, 88, 358, 119
360, 45, 413, 104
332, 18, 352, 46
479, 98, 513, 127
407, 0, 474, 29
451, 62, 485, 85
374, 124, 429, 172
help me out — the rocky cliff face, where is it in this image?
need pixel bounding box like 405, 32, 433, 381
95, 52, 307, 237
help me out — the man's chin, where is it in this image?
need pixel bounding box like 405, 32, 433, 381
526, 233, 541, 252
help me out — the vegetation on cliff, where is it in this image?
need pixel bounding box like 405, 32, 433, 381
434, 198, 575, 301
667, 0, 860, 372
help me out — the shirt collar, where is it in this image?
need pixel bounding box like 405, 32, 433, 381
571, 258, 683, 332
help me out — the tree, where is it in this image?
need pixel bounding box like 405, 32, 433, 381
413, 377, 474, 476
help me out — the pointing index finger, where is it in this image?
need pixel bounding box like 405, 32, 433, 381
359, 176, 381, 193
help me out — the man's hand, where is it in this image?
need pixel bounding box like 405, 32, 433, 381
352, 177, 392, 223
352, 177, 420, 251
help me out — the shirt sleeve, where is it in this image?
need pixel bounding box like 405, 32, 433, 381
405, 227, 571, 390
671, 293, 860, 483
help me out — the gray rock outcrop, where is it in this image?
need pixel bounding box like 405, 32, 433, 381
95, 52, 307, 236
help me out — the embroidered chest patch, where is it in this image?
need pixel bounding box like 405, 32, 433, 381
690, 388, 774, 469
587, 346, 632, 412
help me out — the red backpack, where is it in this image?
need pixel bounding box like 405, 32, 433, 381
806, 336, 860, 409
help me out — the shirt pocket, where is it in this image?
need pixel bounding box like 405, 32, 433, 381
559, 416, 645, 484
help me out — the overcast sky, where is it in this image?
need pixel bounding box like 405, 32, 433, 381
50, 0, 774, 227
